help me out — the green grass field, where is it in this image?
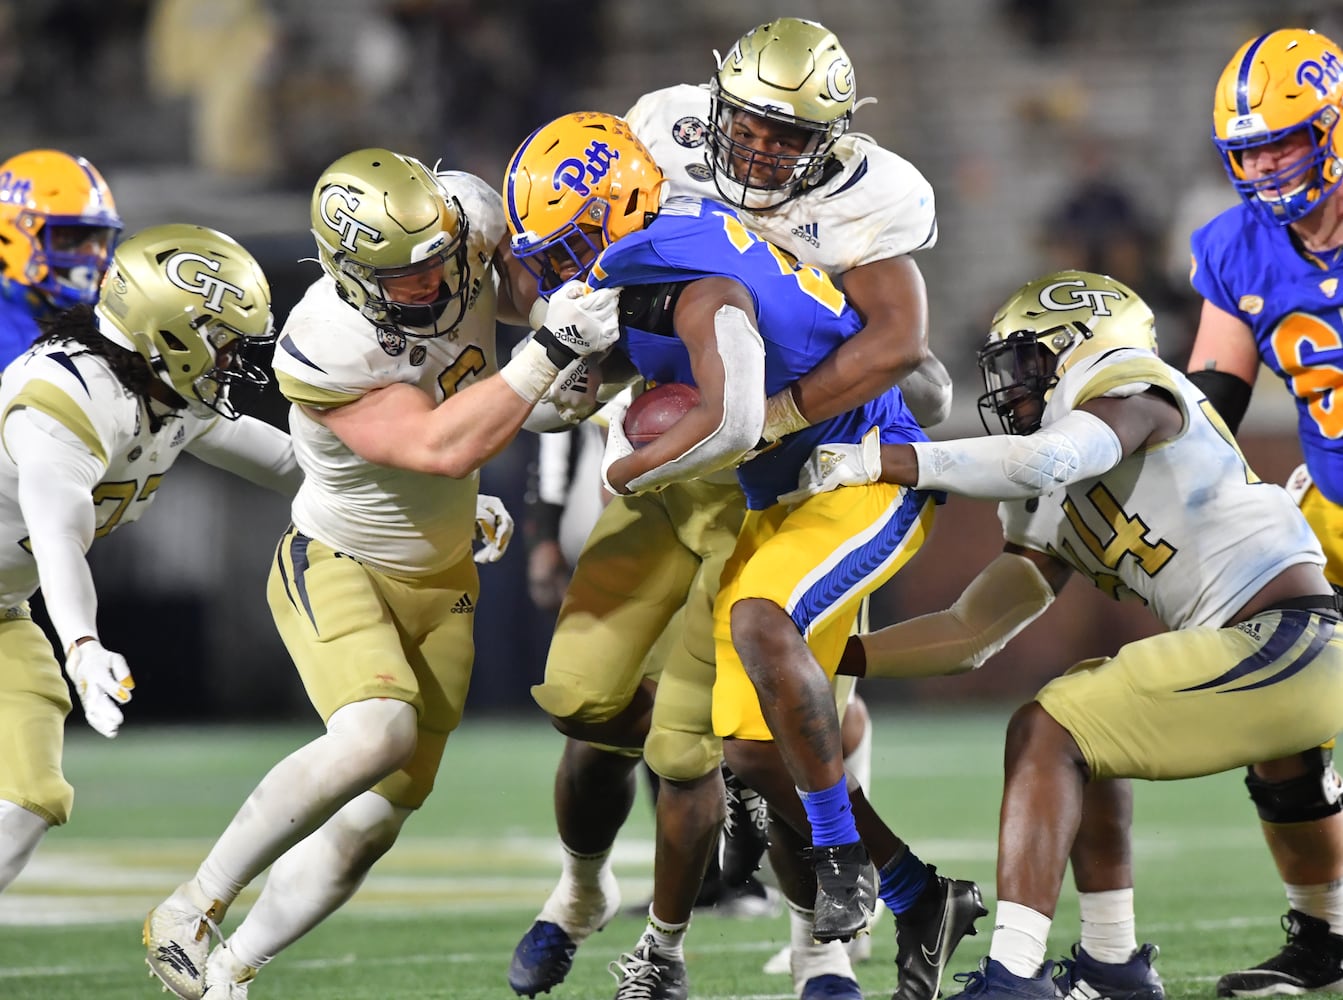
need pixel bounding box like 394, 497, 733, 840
0, 708, 1315, 999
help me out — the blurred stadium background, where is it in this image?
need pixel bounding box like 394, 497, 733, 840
1, 0, 1328, 722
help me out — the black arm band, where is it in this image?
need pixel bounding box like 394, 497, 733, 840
525, 501, 564, 549
1187, 368, 1253, 435
533, 325, 578, 369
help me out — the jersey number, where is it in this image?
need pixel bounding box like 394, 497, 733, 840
1055, 482, 1176, 600
1268, 312, 1343, 439
714, 212, 846, 316
437, 345, 488, 398
18, 475, 164, 552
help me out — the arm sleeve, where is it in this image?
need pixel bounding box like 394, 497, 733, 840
1187, 368, 1252, 435
6, 409, 106, 650
186, 416, 302, 498
524, 429, 575, 549
859, 551, 1057, 677
912, 410, 1124, 500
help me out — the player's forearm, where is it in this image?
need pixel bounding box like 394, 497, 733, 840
790, 334, 926, 427
190, 416, 302, 498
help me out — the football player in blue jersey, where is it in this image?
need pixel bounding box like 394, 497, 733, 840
505, 111, 984, 1000
0, 150, 122, 370
1186, 28, 1343, 997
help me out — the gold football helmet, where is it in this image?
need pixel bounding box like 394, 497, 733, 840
0, 149, 122, 308
709, 17, 856, 210
505, 112, 666, 296
977, 270, 1157, 435
310, 148, 471, 337
94, 224, 275, 421
1212, 29, 1343, 226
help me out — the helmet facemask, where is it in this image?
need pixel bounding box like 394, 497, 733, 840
161, 311, 276, 420
977, 325, 1085, 436
707, 88, 845, 210
25, 215, 121, 308
511, 205, 611, 298
328, 213, 471, 337
1216, 107, 1343, 226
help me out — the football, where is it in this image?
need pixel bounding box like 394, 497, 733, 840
623, 382, 700, 448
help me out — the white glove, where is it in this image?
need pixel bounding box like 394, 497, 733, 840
64, 639, 134, 739
473, 494, 515, 563
535, 284, 621, 362
599, 391, 636, 495
777, 429, 882, 506
544, 354, 605, 424
1285, 463, 1314, 507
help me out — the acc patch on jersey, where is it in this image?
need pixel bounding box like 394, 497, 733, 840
686, 163, 713, 182
673, 116, 708, 148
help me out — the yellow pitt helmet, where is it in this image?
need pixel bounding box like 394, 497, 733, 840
95, 224, 275, 421
1213, 29, 1343, 226
0, 149, 122, 309
709, 17, 856, 210
977, 270, 1156, 435
310, 148, 471, 337
505, 112, 666, 298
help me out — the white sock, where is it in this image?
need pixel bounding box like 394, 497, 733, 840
0, 801, 48, 892
787, 901, 855, 994
644, 907, 689, 959
536, 842, 618, 940
194, 699, 417, 905
1079, 888, 1137, 963
989, 901, 1052, 979
1287, 879, 1343, 936
226, 791, 410, 969
844, 711, 873, 796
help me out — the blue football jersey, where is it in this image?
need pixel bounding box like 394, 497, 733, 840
588, 196, 925, 508
0, 280, 43, 373
1191, 203, 1343, 502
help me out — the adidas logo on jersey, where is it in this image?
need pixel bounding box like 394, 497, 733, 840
791, 222, 820, 248
450, 594, 475, 615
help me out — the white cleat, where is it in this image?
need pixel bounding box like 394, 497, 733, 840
201, 942, 257, 998
143, 882, 227, 1000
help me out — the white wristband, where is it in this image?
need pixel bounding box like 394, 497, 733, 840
500, 339, 561, 404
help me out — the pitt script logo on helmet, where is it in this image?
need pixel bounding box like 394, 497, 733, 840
505, 112, 666, 298
310, 148, 472, 338
1213, 28, 1343, 226
976, 270, 1156, 436
95, 223, 275, 421
708, 17, 865, 210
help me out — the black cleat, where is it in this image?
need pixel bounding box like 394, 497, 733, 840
892, 868, 988, 1000
1055, 943, 1165, 1000
812, 840, 876, 943
609, 938, 689, 1000
1217, 910, 1343, 997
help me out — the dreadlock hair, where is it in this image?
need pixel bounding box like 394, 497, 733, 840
33, 305, 174, 431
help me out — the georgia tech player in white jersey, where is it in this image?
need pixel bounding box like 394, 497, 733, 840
145, 148, 619, 1000
845, 270, 1343, 1000
0, 223, 296, 894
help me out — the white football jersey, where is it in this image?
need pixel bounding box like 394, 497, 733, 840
1000, 348, 1325, 629
272, 171, 505, 577
0, 342, 218, 608
625, 84, 937, 278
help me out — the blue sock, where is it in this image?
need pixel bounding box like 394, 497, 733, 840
797, 777, 859, 847
878, 848, 932, 914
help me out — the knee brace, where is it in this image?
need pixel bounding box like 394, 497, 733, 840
1246, 746, 1343, 824
644, 727, 723, 784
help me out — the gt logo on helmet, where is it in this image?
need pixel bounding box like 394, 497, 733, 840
825, 59, 855, 102
1038, 279, 1124, 317
319, 186, 383, 252
165, 251, 247, 313
1299, 51, 1343, 98
554, 141, 620, 198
